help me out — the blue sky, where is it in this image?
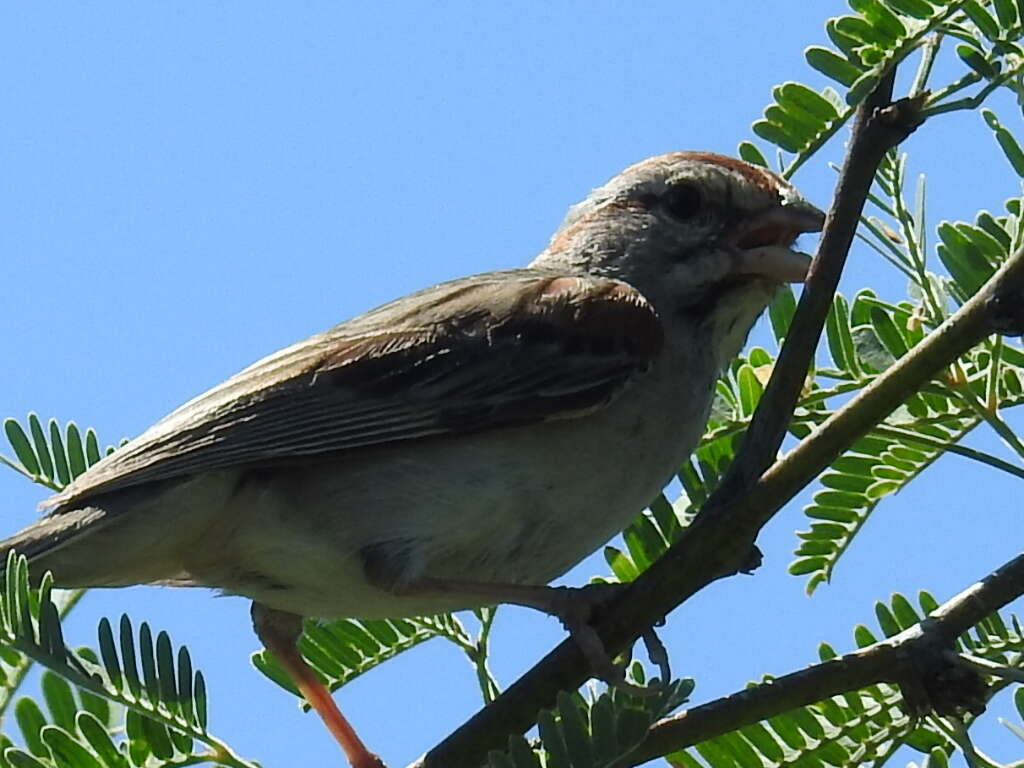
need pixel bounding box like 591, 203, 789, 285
3, 2, 1024, 767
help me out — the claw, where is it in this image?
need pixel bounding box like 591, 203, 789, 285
546, 584, 666, 696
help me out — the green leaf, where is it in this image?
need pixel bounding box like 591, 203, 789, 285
4, 420, 40, 476
813, 490, 865, 509
740, 722, 785, 763
97, 619, 122, 693
537, 710, 569, 768
777, 82, 840, 121
177, 646, 195, 726
747, 347, 772, 367
123, 710, 151, 765
874, 602, 900, 637
805, 522, 850, 539
826, 293, 860, 376
827, 18, 867, 57
764, 104, 820, 146
83, 430, 100, 468
805, 45, 864, 86
886, 0, 938, 19
718, 731, 762, 766
73, 676, 110, 732
1014, 685, 1024, 721
49, 421, 70, 487
795, 539, 837, 556
849, 0, 907, 40
27, 415, 54, 481
138, 623, 160, 705
905, 726, 946, 752
806, 505, 859, 523
40, 726, 104, 768
983, 109, 1024, 177
769, 285, 797, 341
994, 0, 1018, 27
865, 479, 902, 498
853, 624, 878, 647
789, 557, 828, 576
819, 472, 872, 493
957, 44, 998, 77
156, 631, 178, 714
4, 750, 50, 768
832, 456, 875, 475
847, 70, 882, 105
40, 672, 77, 732
752, 119, 802, 153
891, 593, 920, 629
962, 0, 1002, 40
736, 365, 764, 415
835, 14, 887, 46
65, 423, 86, 480
556, 691, 593, 768
976, 210, 1012, 250
14, 698, 48, 757
140, 715, 175, 760
590, 695, 618, 759
649, 493, 681, 542
624, 514, 666, 571
869, 306, 909, 359
194, 671, 207, 730
737, 141, 768, 167
118, 615, 142, 700
694, 737, 735, 766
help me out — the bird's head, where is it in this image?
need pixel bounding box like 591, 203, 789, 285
532, 152, 825, 355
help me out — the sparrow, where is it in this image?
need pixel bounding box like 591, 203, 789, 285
2, 151, 824, 768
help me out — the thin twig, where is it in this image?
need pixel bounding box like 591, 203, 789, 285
949, 651, 1024, 684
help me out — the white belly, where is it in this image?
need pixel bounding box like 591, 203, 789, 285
182, 350, 714, 619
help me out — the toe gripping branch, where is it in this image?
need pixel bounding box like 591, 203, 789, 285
547, 583, 672, 697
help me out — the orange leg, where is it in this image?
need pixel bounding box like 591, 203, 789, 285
251, 603, 385, 768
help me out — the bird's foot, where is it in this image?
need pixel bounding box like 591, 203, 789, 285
395, 577, 670, 696
543, 583, 667, 697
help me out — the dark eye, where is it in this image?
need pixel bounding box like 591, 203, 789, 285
661, 183, 702, 220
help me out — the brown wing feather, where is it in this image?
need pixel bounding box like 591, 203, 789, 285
46, 270, 663, 509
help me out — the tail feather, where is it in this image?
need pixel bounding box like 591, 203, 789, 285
6, 473, 233, 589
1, 507, 112, 586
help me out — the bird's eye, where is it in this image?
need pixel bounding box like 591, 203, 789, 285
661, 183, 703, 220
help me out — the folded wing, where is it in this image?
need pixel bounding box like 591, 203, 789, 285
46, 270, 664, 509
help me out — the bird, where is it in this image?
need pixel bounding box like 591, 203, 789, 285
2, 151, 824, 768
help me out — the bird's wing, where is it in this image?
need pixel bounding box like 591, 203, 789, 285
46, 270, 663, 509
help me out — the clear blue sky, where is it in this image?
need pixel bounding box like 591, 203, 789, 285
3, 3, 1024, 766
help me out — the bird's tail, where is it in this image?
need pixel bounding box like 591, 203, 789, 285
0, 507, 114, 586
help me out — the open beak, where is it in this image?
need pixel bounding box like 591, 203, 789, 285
728, 201, 825, 283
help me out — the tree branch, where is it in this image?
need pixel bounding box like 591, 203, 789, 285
619, 550, 1024, 766
719, 70, 913, 493
413, 72, 929, 768
414, 54, 1024, 762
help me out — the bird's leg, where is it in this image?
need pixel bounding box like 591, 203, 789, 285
250, 602, 386, 768
399, 578, 661, 695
